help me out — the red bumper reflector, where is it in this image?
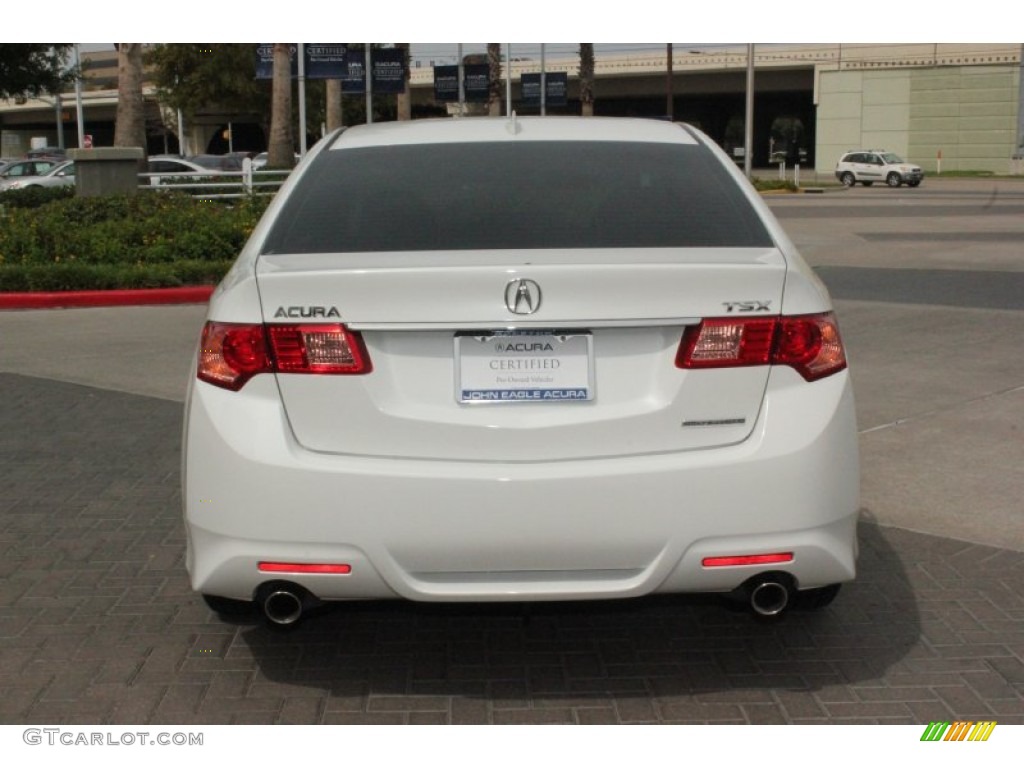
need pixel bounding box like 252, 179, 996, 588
258, 562, 352, 575
702, 553, 794, 568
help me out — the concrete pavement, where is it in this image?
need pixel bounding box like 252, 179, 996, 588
0, 177, 1021, 724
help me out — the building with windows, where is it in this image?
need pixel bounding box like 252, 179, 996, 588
2, 43, 1020, 175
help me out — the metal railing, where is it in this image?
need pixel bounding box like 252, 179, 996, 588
138, 165, 291, 199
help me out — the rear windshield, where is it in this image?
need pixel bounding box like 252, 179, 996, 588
261, 140, 773, 254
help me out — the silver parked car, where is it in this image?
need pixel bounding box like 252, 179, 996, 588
0, 160, 74, 191
184, 117, 859, 626
0, 158, 62, 186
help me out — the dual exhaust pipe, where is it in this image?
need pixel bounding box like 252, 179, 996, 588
735, 573, 794, 618
256, 582, 319, 627
254, 574, 798, 626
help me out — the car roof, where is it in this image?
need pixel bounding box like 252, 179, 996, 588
328, 117, 701, 150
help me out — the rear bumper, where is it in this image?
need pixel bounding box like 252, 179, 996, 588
183, 369, 859, 603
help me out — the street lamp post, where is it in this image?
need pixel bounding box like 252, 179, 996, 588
73, 44, 85, 149
666, 43, 674, 121
744, 44, 754, 179
1015, 43, 1024, 162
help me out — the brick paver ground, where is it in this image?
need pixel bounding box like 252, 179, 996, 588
1, 372, 1022, 725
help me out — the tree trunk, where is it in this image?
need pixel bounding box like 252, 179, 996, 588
395, 44, 412, 121
268, 44, 294, 169
579, 43, 595, 117
114, 44, 147, 158
326, 79, 343, 132
487, 43, 502, 116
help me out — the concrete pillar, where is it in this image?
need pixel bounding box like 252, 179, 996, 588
69, 147, 144, 197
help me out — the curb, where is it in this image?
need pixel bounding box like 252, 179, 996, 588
0, 286, 215, 310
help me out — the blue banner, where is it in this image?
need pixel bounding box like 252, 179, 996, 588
521, 72, 568, 107
341, 49, 406, 94
463, 63, 490, 103
305, 44, 348, 80
257, 44, 395, 84
255, 44, 297, 80
433, 65, 459, 102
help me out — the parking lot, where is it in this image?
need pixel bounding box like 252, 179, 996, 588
1, 177, 1022, 724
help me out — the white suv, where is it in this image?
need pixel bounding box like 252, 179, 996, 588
184, 117, 859, 626
835, 150, 923, 188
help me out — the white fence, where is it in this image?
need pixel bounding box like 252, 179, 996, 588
138, 165, 291, 199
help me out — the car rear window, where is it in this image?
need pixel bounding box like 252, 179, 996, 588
261, 140, 773, 254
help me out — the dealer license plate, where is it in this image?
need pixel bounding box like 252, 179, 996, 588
455, 331, 594, 404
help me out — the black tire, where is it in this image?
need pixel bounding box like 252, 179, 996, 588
886, 172, 902, 187
202, 593, 256, 616
861, 181, 874, 187
840, 172, 856, 187
907, 180, 921, 187
794, 583, 842, 611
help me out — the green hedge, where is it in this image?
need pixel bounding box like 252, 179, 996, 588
0, 186, 75, 210
752, 178, 799, 192
0, 192, 269, 291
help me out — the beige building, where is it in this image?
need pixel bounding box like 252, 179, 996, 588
814, 44, 1022, 174
2, 43, 1021, 174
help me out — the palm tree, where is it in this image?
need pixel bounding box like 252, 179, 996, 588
579, 44, 595, 117
395, 43, 412, 121
487, 43, 502, 116
113, 43, 146, 157
268, 43, 294, 168
326, 79, 343, 131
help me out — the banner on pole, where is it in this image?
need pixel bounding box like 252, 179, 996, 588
433, 65, 459, 102
305, 44, 348, 80
256, 45, 405, 90
521, 72, 568, 107
255, 44, 297, 80
463, 64, 490, 103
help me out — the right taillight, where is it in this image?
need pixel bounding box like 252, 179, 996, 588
676, 312, 847, 382
773, 314, 847, 381
198, 322, 371, 391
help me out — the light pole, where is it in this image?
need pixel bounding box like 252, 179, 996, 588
1015, 43, 1024, 162
744, 44, 754, 179
297, 43, 307, 155
457, 43, 465, 116
365, 46, 373, 124
666, 43, 674, 121
541, 44, 546, 117
73, 44, 85, 149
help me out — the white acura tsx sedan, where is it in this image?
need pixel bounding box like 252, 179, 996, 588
183, 116, 859, 626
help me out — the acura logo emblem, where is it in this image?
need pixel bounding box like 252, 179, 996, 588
505, 279, 541, 315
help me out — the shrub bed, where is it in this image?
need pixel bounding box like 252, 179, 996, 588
752, 178, 799, 193
0, 192, 269, 292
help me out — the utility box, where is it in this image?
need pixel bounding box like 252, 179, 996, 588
68, 147, 144, 197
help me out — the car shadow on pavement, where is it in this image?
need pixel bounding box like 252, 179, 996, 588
7, 374, 1018, 724
236, 516, 929, 722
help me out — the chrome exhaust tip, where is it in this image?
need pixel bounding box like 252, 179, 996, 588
256, 581, 319, 627
749, 579, 791, 617
262, 589, 304, 625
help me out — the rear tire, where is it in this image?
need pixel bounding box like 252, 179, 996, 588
840, 172, 856, 187
794, 583, 842, 611
886, 172, 902, 187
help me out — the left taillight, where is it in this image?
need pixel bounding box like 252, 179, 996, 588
676, 312, 847, 382
198, 322, 371, 391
